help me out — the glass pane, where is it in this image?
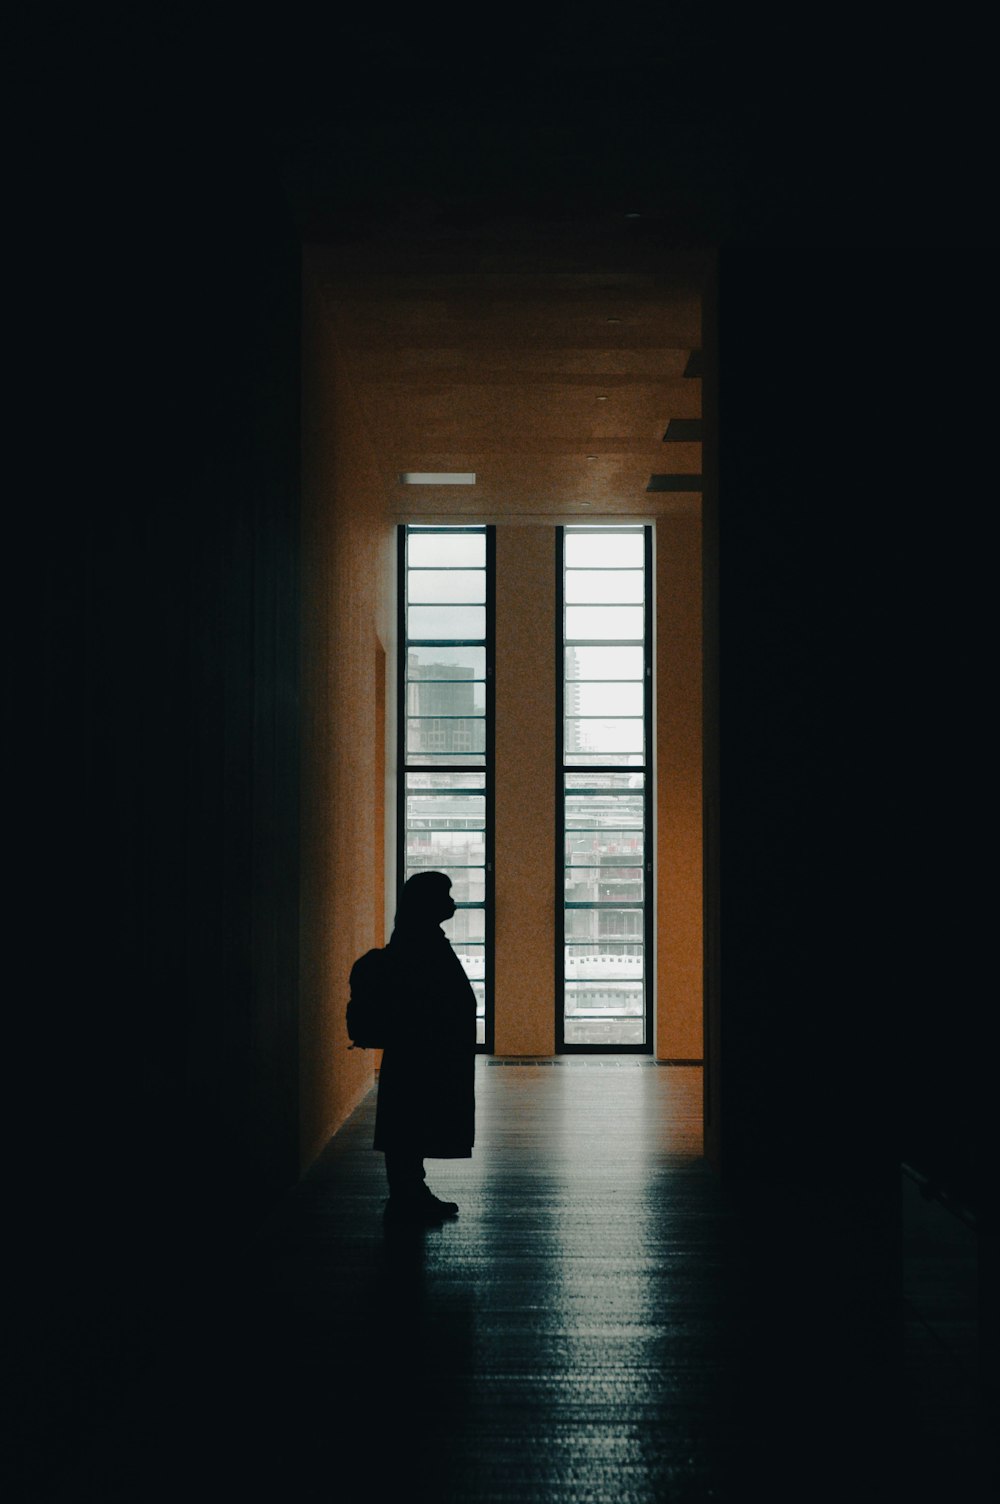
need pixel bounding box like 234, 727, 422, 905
408, 752, 486, 767
565, 944, 644, 980
406, 828, 486, 866
454, 870, 487, 904
566, 830, 644, 864
408, 532, 486, 568
408, 569, 486, 604
565, 531, 644, 569
446, 907, 485, 942
565, 718, 644, 754
565, 605, 644, 641
565, 1016, 644, 1045
564, 907, 644, 941
408, 681, 486, 716
565, 794, 643, 829
408, 646, 486, 680
408, 605, 487, 640
407, 718, 486, 756
565, 981, 645, 1015
567, 683, 643, 717
403, 526, 491, 1048
565, 570, 644, 604
565, 772, 644, 792
404, 867, 485, 904
565, 868, 644, 901
565, 646, 644, 681
560, 528, 649, 1049
407, 771, 486, 791
453, 944, 486, 980
407, 792, 485, 829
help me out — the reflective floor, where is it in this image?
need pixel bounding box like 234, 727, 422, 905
51, 1061, 979, 1502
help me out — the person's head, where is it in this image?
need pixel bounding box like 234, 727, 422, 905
394, 870, 456, 929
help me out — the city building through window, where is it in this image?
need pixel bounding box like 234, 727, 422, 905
399, 522, 652, 1054
398, 526, 494, 1047
558, 525, 653, 1049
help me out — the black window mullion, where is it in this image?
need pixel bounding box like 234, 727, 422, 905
555, 527, 566, 1052
484, 525, 495, 1054
558, 524, 652, 1055
400, 524, 494, 1053
643, 523, 654, 1053
396, 524, 407, 923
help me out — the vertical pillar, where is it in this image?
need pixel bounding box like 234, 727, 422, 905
655, 510, 704, 1062
494, 526, 557, 1054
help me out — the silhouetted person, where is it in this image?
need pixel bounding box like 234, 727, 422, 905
374, 870, 476, 1223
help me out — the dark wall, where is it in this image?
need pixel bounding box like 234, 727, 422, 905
9, 119, 302, 1484
715, 251, 990, 1215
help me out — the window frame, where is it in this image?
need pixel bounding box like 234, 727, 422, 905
555, 524, 654, 1054
397, 524, 495, 1053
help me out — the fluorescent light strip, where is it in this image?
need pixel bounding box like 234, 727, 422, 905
400, 472, 477, 486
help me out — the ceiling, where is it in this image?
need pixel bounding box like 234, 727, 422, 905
274, 17, 719, 526
310, 222, 709, 522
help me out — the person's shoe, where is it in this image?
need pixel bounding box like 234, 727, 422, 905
420, 1186, 459, 1217
385, 1194, 449, 1225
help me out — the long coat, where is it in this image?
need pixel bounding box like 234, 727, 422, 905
373, 922, 477, 1158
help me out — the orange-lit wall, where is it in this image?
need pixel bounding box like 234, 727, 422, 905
494, 526, 558, 1054
654, 510, 703, 1061
299, 255, 396, 1166
300, 266, 703, 1168
491, 519, 703, 1059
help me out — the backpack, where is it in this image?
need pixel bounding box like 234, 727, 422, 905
346, 947, 396, 1048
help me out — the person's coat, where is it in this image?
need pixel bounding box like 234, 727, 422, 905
373, 921, 477, 1157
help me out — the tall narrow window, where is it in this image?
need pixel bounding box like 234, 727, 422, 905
557, 525, 652, 1051
399, 526, 494, 1048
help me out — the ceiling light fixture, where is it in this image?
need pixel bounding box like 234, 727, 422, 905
399, 472, 476, 485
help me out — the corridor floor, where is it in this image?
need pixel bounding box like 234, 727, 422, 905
52, 1060, 978, 1502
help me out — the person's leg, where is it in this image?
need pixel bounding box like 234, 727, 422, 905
384, 1150, 426, 1202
